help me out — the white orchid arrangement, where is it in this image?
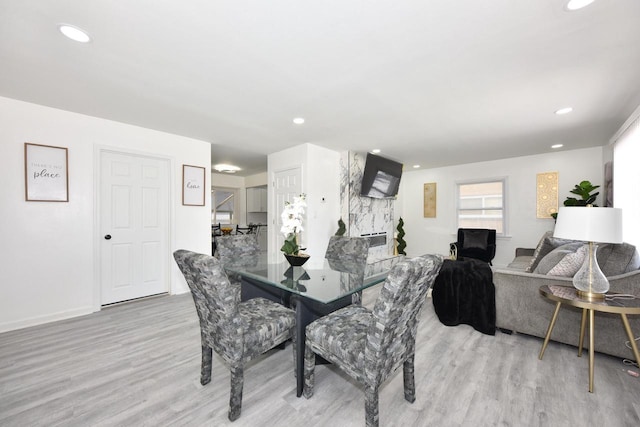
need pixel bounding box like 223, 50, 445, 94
280, 194, 307, 255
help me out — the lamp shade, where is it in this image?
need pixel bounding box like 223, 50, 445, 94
553, 207, 623, 243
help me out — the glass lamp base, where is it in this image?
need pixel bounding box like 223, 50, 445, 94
573, 243, 610, 299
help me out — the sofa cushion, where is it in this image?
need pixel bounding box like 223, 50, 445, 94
595, 243, 640, 276
533, 242, 586, 276
525, 232, 575, 273
506, 256, 533, 271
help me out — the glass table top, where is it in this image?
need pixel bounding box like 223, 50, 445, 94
223, 256, 400, 304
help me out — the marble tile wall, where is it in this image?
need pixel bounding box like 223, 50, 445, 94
339, 151, 396, 260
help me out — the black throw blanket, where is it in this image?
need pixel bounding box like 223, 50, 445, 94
432, 258, 496, 335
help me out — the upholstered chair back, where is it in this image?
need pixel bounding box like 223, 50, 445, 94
173, 250, 243, 362
325, 236, 371, 304
325, 236, 370, 264
452, 228, 497, 264
302, 253, 444, 427
174, 249, 295, 421
216, 234, 260, 262
366, 254, 443, 383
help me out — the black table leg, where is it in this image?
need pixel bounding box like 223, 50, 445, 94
295, 299, 313, 397
294, 295, 352, 397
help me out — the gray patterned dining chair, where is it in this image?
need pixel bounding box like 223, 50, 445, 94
173, 250, 296, 422
324, 236, 371, 304
303, 254, 444, 427
216, 234, 290, 306
216, 234, 260, 262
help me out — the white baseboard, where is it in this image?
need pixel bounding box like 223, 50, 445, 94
0, 306, 95, 333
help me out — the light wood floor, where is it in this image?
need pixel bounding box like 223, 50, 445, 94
1, 287, 639, 427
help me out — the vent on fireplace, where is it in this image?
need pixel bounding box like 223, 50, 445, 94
361, 232, 387, 248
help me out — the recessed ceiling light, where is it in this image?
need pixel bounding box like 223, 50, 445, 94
293, 117, 305, 125
555, 107, 573, 115
565, 0, 596, 11
551, 144, 564, 149
213, 164, 241, 173
371, 149, 381, 154
58, 24, 91, 43
413, 165, 420, 168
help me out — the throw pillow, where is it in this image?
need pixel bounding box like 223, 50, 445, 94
595, 243, 640, 276
533, 242, 586, 276
525, 231, 553, 272
526, 233, 574, 273
462, 229, 489, 250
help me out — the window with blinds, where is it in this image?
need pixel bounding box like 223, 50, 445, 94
211, 188, 236, 224
457, 180, 506, 234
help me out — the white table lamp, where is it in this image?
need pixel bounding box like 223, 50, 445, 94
553, 206, 623, 300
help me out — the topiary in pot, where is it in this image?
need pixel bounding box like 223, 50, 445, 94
396, 217, 406, 255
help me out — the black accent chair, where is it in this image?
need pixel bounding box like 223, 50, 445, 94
450, 228, 496, 265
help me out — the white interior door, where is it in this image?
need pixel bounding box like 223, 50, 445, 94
272, 167, 302, 255
100, 151, 170, 304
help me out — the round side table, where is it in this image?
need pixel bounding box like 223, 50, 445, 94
538, 285, 640, 392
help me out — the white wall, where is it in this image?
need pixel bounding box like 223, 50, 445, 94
268, 143, 341, 265
0, 97, 211, 332
245, 172, 268, 188
305, 144, 341, 265
397, 147, 604, 267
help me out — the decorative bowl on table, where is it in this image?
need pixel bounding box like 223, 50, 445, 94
284, 254, 310, 267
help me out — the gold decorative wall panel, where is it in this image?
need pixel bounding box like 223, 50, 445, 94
536, 172, 558, 218
423, 183, 437, 218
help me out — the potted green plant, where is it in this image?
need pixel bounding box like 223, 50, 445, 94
396, 217, 407, 255
280, 194, 309, 266
335, 218, 346, 236
551, 180, 600, 219
563, 180, 600, 206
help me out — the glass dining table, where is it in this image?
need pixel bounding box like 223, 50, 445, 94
223, 255, 399, 397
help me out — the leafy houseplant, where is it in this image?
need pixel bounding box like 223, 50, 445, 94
551, 180, 600, 220
280, 194, 308, 261
564, 180, 600, 206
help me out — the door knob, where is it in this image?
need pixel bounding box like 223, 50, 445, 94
104, 234, 112, 240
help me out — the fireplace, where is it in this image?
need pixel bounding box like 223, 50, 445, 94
361, 232, 387, 248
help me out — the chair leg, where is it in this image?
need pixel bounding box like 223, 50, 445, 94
200, 345, 212, 385
303, 344, 316, 398
292, 328, 297, 378
403, 356, 416, 403
228, 365, 244, 421
365, 385, 379, 427
351, 291, 362, 305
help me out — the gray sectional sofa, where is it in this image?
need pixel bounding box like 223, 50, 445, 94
493, 232, 640, 360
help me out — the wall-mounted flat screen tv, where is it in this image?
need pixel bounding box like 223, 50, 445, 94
360, 153, 403, 199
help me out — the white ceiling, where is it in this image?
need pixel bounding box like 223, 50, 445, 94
1, 0, 639, 176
